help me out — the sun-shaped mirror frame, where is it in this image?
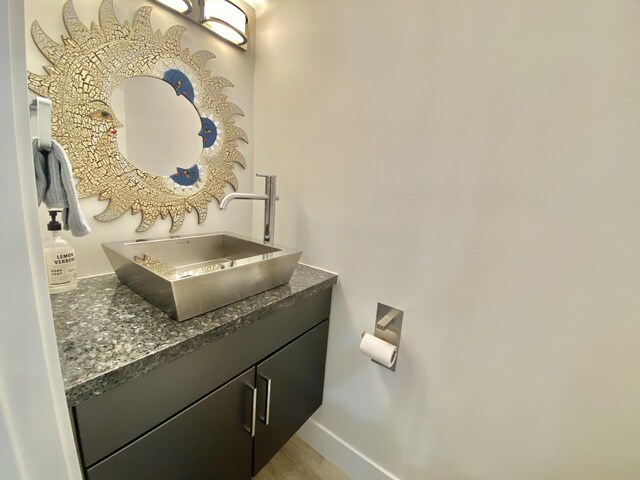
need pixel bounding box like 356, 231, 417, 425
28, 0, 248, 233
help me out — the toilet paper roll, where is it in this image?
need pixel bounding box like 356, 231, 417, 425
360, 333, 397, 368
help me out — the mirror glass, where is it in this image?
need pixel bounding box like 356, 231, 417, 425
111, 76, 203, 177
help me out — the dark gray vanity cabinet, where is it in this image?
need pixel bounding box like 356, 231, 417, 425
87, 368, 255, 480
72, 289, 332, 480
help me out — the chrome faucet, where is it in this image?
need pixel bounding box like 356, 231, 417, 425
220, 174, 277, 245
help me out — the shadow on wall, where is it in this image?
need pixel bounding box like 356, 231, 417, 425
290, 193, 311, 257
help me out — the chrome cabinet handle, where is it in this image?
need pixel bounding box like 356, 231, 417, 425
251, 385, 257, 437
245, 383, 257, 437
259, 374, 272, 426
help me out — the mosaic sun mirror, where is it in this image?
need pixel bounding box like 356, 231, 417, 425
28, 0, 247, 233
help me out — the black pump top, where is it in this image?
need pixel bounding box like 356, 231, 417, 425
47, 210, 62, 231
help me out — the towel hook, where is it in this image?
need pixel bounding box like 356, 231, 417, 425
29, 96, 52, 151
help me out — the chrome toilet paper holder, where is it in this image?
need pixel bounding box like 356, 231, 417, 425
362, 303, 403, 372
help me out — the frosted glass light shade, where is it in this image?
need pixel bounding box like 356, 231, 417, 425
155, 0, 192, 14
201, 0, 248, 46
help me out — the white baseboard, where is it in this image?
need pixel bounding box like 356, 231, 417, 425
297, 419, 400, 480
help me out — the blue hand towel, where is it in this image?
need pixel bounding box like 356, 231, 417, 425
33, 138, 91, 237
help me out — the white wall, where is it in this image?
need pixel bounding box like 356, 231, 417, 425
254, 1, 640, 479
1, 0, 82, 478
25, 0, 256, 277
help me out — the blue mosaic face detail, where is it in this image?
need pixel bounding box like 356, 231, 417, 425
199, 117, 218, 148
162, 69, 195, 103
170, 164, 199, 186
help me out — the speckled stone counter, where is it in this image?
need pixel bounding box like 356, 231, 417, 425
50, 263, 337, 407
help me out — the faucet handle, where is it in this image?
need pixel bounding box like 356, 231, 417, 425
256, 173, 276, 184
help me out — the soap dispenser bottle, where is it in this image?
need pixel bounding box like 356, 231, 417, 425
43, 210, 78, 294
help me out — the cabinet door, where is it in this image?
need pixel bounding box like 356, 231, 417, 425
253, 319, 329, 475
87, 368, 255, 480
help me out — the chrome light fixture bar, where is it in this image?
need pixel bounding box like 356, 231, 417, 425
154, 0, 193, 14
152, 0, 249, 51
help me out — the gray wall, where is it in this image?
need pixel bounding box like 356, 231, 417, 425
253, 1, 640, 478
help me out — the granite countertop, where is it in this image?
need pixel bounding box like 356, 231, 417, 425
50, 263, 337, 407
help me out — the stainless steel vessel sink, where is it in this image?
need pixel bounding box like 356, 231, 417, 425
102, 233, 302, 321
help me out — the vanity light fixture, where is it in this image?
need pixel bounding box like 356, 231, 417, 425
201, 0, 248, 46
151, 0, 250, 50
155, 0, 193, 14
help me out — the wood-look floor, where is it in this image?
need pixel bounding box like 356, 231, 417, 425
253, 436, 351, 480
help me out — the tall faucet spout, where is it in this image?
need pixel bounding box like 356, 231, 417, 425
219, 174, 277, 245
219, 192, 268, 210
